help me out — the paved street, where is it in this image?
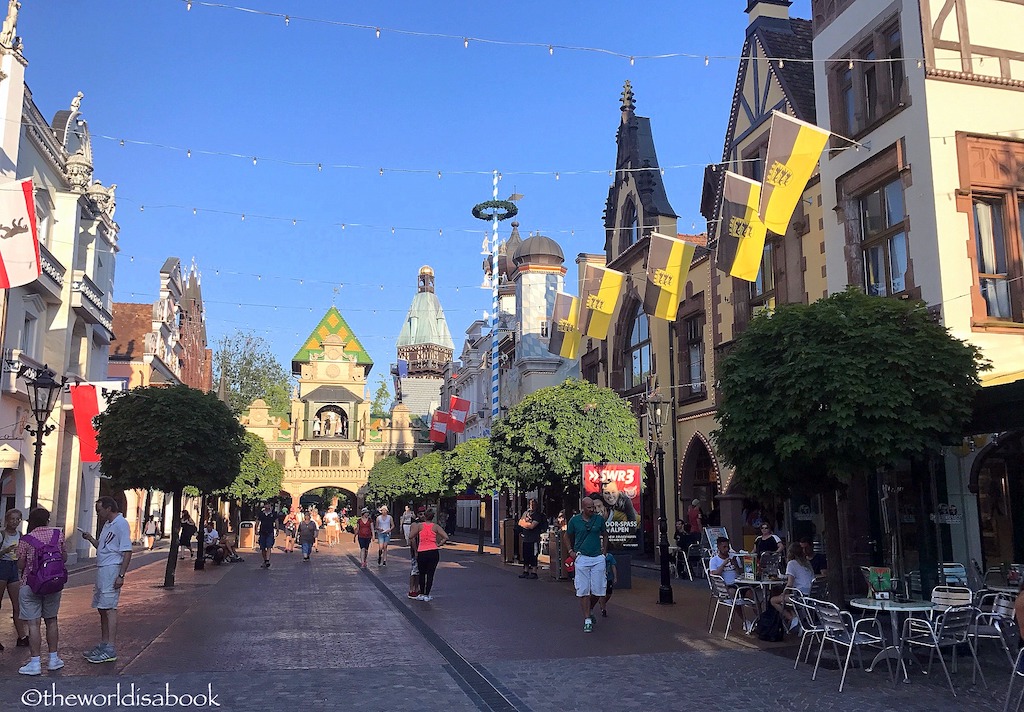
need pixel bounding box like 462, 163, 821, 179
0, 538, 1010, 711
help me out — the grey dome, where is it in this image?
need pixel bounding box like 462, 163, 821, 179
512, 234, 564, 267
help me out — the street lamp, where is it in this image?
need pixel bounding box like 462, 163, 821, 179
292, 441, 301, 460
646, 389, 674, 605
357, 442, 366, 460
22, 365, 63, 511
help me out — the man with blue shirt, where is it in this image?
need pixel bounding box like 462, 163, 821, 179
562, 497, 609, 633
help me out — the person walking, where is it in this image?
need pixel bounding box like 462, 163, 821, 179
400, 505, 414, 544
1, 508, 28, 648
178, 511, 197, 560
256, 502, 277, 569
375, 506, 394, 566
79, 496, 133, 664
297, 513, 317, 561
562, 497, 609, 633
410, 509, 449, 602
324, 506, 340, 547
310, 507, 322, 553
15, 507, 67, 675
283, 509, 298, 553
517, 499, 547, 579
354, 508, 374, 568
142, 517, 158, 551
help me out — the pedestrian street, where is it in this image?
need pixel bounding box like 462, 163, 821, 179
0, 539, 1007, 711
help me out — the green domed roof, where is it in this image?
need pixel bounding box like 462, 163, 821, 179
397, 266, 455, 351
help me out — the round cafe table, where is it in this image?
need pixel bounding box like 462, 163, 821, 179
849, 597, 934, 681
735, 577, 784, 611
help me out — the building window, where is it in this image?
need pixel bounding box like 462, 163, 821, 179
622, 200, 640, 250
860, 178, 908, 296
310, 450, 320, 467
749, 243, 776, 316
624, 305, 651, 390
21, 313, 37, 353
681, 315, 705, 397
972, 196, 1023, 320
831, 20, 905, 135
540, 320, 548, 338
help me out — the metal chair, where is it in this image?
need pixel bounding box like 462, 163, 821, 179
791, 593, 825, 670
811, 599, 891, 692
708, 574, 758, 640
896, 605, 987, 696
931, 585, 974, 618
760, 551, 782, 577
809, 576, 829, 600
685, 543, 705, 581
939, 562, 970, 587
972, 593, 1019, 667
1005, 648, 1024, 712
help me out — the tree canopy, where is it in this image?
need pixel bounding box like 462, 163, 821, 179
366, 454, 408, 502
489, 379, 649, 494
369, 377, 392, 419
399, 451, 446, 498
214, 330, 291, 415
215, 432, 284, 504
443, 437, 508, 494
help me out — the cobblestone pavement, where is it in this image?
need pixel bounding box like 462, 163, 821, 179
0, 537, 1011, 711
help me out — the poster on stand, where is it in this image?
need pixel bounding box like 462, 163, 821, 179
581, 463, 640, 550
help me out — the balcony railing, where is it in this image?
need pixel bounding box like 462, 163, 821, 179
70, 270, 113, 334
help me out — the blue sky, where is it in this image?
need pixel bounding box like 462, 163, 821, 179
20, 0, 811, 386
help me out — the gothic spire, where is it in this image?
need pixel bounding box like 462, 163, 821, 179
620, 80, 636, 116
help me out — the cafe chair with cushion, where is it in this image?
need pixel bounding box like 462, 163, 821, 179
708, 574, 758, 641
896, 604, 987, 697
811, 599, 891, 692
1005, 648, 1024, 712
791, 593, 826, 670
930, 585, 974, 619
971, 593, 1019, 667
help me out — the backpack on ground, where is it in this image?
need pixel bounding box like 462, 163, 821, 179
756, 607, 786, 642
25, 530, 68, 595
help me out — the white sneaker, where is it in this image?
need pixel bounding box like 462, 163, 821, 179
742, 620, 754, 634
48, 656, 65, 671
415, 595, 427, 601
421, 595, 433, 602
19, 659, 41, 676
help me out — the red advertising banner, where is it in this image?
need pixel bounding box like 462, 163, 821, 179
581, 463, 641, 550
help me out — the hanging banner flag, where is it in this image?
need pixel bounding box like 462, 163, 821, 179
578, 264, 624, 340
719, 172, 769, 282
759, 111, 830, 234
69, 380, 125, 463
429, 410, 450, 443
0, 178, 40, 289
396, 359, 409, 378
547, 292, 581, 359
643, 233, 696, 321
448, 396, 471, 433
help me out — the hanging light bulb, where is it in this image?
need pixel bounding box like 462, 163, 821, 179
779, 59, 785, 68
375, 27, 381, 38
186, 0, 191, 10
437, 170, 442, 179
192, 207, 197, 215
629, 56, 635, 66
119, 139, 125, 147
252, 157, 257, 166
187, 149, 191, 158
139, 205, 144, 212
379, 167, 384, 176
705, 56, 710, 66
464, 37, 469, 48
341, 223, 346, 230
917, 58, 923, 69
129, 255, 134, 262
391, 227, 395, 234
292, 219, 297, 226
257, 274, 261, 281
438, 228, 443, 236
317, 162, 323, 172
548, 45, 554, 56
848, 59, 854, 69
555, 172, 560, 180
284, 15, 289, 26
241, 214, 245, 221
299, 279, 303, 285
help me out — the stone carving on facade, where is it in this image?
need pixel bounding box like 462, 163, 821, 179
0, 0, 19, 48
70, 91, 83, 113
87, 180, 116, 218
65, 150, 93, 193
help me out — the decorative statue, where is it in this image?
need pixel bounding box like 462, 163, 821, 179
70, 91, 83, 113
0, 0, 19, 47
106, 183, 116, 218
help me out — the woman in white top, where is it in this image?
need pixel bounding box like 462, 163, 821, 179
0, 508, 28, 647
143, 517, 158, 551
771, 543, 816, 632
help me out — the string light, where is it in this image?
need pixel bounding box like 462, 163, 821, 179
252, 156, 257, 166
379, 167, 384, 176
375, 27, 380, 39
317, 162, 322, 172
629, 56, 634, 66
548, 45, 553, 56
186, 0, 191, 9
241, 213, 245, 221
848, 59, 854, 69
437, 170, 442, 179
187, 149, 191, 158
704, 56, 709, 66
119, 139, 124, 147
463, 37, 469, 49
284, 15, 289, 26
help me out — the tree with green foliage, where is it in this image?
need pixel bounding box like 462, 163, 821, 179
366, 454, 409, 502
214, 330, 291, 414
712, 288, 987, 603
369, 377, 392, 419
95, 385, 247, 587
399, 451, 446, 499
490, 379, 649, 509
216, 432, 284, 504
444, 437, 510, 552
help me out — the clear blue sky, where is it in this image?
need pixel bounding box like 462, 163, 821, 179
20, 0, 811, 385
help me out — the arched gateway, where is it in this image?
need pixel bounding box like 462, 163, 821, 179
241, 307, 428, 507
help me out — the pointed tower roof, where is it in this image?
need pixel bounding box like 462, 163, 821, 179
397, 266, 455, 351
292, 306, 373, 374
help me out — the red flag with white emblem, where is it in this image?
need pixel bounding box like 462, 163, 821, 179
448, 396, 470, 433
429, 410, 450, 443
0, 178, 40, 289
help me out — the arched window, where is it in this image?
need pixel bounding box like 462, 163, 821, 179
274, 451, 285, 466
623, 304, 651, 390
622, 200, 640, 251
310, 450, 320, 467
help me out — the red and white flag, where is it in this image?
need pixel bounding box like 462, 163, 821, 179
429, 410, 450, 443
69, 381, 125, 462
448, 396, 471, 433
0, 178, 40, 289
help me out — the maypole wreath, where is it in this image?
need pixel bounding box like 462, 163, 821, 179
472, 200, 518, 222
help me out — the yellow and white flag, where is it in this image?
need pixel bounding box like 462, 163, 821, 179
758, 111, 829, 235
547, 292, 581, 359
579, 264, 624, 340
719, 172, 769, 282
643, 232, 696, 322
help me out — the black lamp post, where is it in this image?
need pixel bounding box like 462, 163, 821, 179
647, 390, 674, 605
22, 365, 63, 511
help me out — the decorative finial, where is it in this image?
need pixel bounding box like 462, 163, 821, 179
620, 80, 635, 114
70, 91, 84, 113
511, 221, 519, 228
0, 1, 20, 49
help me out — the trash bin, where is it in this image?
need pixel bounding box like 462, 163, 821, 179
614, 553, 632, 589
501, 519, 518, 563
238, 521, 255, 550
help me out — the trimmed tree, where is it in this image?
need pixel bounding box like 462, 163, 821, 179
444, 438, 511, 553
489, 379, 649, 510
712, 288, 987, 603
216, 432, 285, 531
366, 454, 410, 503
400, 451, 446, 500
95, 385, 248, 587
214, 330, 291, 414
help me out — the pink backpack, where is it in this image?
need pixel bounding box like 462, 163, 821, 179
25, 530, 68, 595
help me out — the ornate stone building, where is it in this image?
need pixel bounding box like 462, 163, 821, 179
394, 266, 454, 426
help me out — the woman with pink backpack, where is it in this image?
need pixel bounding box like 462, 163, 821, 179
15, 507, 67, 676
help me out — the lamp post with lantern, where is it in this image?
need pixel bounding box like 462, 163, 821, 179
20, 365, 65, 511
646, 389, 674, 605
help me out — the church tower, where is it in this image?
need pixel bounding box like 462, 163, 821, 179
395, 266, 454, 420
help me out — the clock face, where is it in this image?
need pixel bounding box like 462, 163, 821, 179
326, 347, 342, 360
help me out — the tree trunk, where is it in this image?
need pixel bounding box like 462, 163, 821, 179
194, 493, 206, 571
477, 494, 486, 555
823, 488, 845, 605
163, 488, 182, 588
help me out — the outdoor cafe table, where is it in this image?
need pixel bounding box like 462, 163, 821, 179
849, 597, 934, 681
736, 577, 784, 611
986, 584, 1019, 596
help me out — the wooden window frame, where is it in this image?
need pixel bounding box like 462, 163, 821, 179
679, 313, 706, 401
749, 242, 777, 317
623, 304, 652, 391
858, 177, 909, 297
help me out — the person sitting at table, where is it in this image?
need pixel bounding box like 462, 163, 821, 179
799, 536, 828, 576
771, 543, 815, 633
710, 536, 753, 634
754, 522, 785, 556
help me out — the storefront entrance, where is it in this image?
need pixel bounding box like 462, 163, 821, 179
971, 431, 1024, 571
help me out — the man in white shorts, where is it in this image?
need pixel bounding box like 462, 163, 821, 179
324, 506, 340, 546
562, 497, 609, 633
79, 497, 133, 664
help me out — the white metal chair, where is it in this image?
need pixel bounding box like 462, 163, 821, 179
811, 599, 891, 692
930, 585, 974, 619
791, 593, 825, 670
708, 574, 758, 640
1005, 648, 1024, 712
972, 593, 1019, 667
897, 604, 987, 697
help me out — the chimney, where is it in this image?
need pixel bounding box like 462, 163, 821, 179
745, 0, 791, 26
